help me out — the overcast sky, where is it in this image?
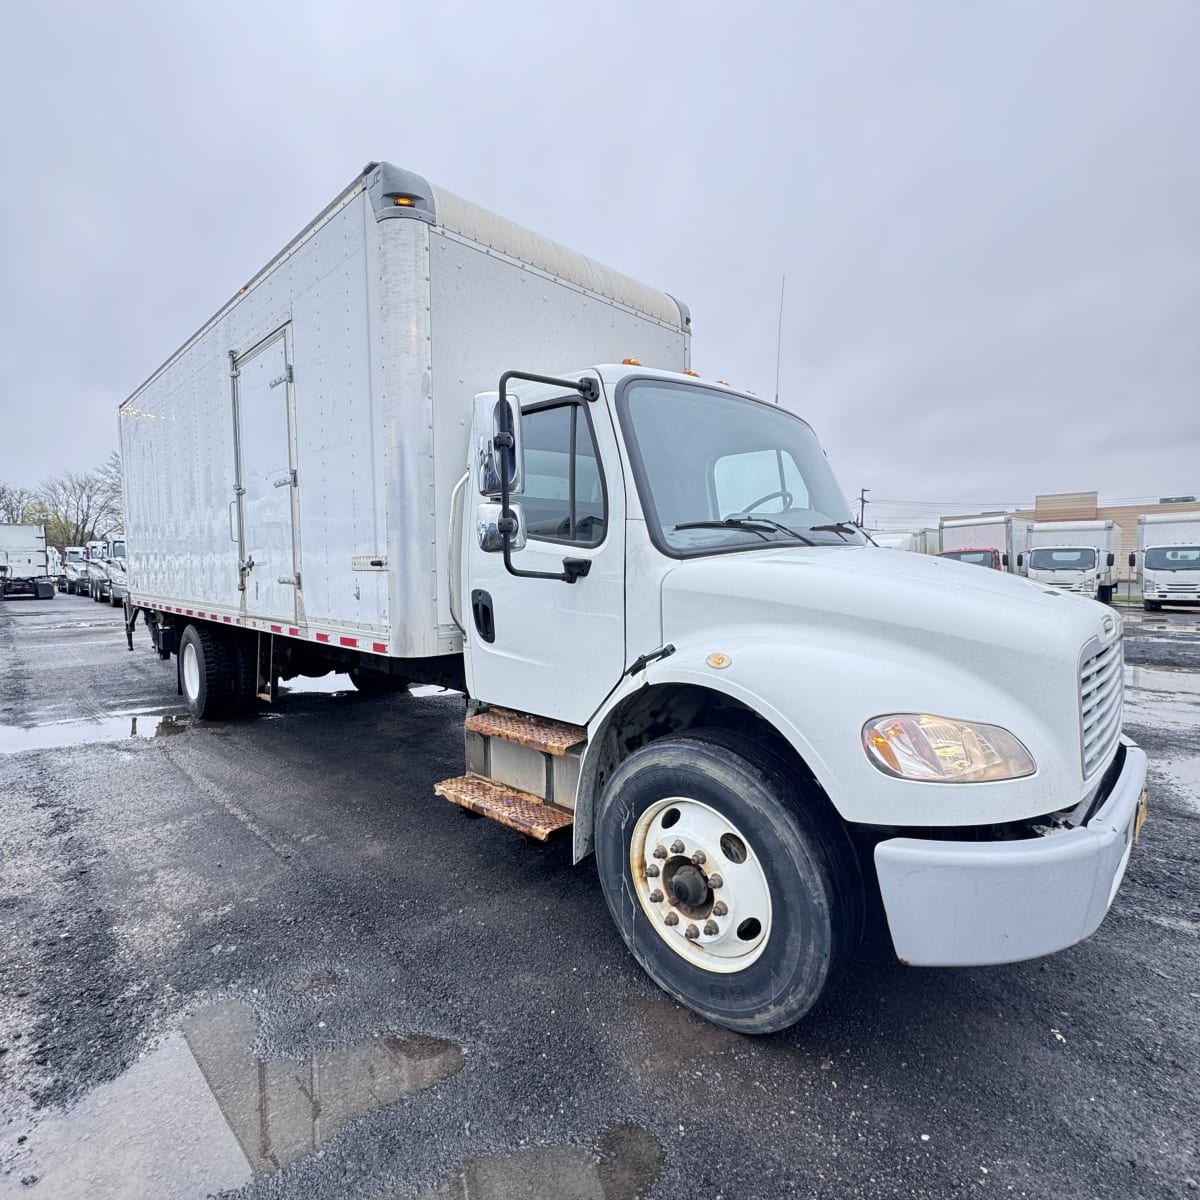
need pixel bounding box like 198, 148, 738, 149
1, 0, 1197, 526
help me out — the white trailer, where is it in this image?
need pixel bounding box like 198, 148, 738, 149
938, 515, 1031, 573
1135, 512, 1200, 610
0, 524, 55, 599
1024, 521, 1123, 603
120, 162, 1147, 1034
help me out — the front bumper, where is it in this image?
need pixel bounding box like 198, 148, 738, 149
874, 738, 1147, 967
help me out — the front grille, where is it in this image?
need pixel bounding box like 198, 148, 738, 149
1079, 636, 1123, 778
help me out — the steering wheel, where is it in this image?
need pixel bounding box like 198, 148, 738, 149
736, 489, 793, 515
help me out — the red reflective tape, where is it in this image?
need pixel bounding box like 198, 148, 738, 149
270, 625, 282, 633
185, 609, 193, 616
339, 636, 357, 648
288, 627, 299, 637
315, 632, 330, 643
223, 616, 231, 623
372, 642, 387, 654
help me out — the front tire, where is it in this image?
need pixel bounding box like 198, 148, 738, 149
1143, 600, 1160, 612
179, 624, 237, 719
594, 732, 862, 1034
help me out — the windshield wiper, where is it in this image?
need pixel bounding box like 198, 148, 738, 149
808, 521, 870, 543
673, 517, 815, 546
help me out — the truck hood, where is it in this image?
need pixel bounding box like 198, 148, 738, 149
660, 544, 1108, 672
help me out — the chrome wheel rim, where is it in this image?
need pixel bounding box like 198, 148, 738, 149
182, 642, 200, 702
630, 797, 772, 973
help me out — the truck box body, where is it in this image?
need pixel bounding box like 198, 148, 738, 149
120, 164, 689, 662
1026, 520, 1122, 601
938, 515, 1030, 572
1137, 512, 1200, 608
0, 524, 54, 598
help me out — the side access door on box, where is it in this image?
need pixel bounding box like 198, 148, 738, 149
232, 325, 302, 624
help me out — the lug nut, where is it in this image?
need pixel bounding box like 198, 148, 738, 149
652, 845, 667, 860
645, 863, 660, 877
670, 839, 685, 854
712, 901, 728, 917
691, 850, 707, 866
684, 924, 700, 940
708, 873, 724, 889
664, 911, 679, 927
703, 920, 719, 936
648, 889, 664, 903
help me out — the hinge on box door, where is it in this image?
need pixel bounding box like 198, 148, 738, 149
277, 573, 301, 588
273, 470, 297, 488
269, 364, 294, 389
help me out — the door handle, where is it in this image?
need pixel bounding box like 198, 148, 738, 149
229, 500, 238, 543
471, 589, 495, 643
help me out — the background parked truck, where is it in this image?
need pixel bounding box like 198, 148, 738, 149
938, 515, 1031, 572
0, 524, 56, 599
1022, 520, 1123, 603
1135, 513, 1200, 610
119, 161, 1147, 1034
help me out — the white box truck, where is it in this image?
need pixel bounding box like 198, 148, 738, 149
1135, 512, 1200, 610
938, 515, 1031, 573
120, 162, 1148, 1034
85, 536, 127, 605
1024, 521, 1123, 603
0, 524, 55, 599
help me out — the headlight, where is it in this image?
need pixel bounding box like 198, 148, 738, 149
862, 714, 1036, 783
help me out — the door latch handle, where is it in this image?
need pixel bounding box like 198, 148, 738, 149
273, 470, 297, 488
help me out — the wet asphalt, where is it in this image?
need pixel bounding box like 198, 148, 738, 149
1, 594, 1198, 1199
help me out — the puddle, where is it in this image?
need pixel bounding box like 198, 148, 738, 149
0, 714, 190, 754
1124, 666, 1200, 696
396, 1124, 663, 1200
5, 999, 464, 1198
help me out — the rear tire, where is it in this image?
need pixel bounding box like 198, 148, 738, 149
178, 624, 237, 720
1143, 601, 1160, 612
348, 667, 409, 694
594, 731, 863, 1034
1098, 585, 1113, 605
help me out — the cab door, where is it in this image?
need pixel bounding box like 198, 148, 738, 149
465, 377, 625, 726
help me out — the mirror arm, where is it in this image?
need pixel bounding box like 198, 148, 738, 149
496, 369, 599, 584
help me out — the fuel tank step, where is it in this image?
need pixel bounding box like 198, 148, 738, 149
464, 707, 587, 756
434, 774, 574, 841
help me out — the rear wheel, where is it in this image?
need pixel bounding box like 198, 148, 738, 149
1143, 600, 1160, 612
179, 624, 237, 720
348, 667, 409, 694
594, 731, 863, 1034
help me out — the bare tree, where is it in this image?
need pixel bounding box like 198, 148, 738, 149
97, 450, 124, 533
37, 471, 121, 547
0, 482, 36, 524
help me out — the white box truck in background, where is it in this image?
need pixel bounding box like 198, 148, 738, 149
1024, 521, 1123, 603
63, 546, 90, 595
869, 528, 940, 555
0, 524, 55, 599
120, 162, 1147, 1034
938, 515, 1031, 573
1135, 513, 1200, 610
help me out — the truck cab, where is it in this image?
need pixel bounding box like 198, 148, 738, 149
1026, 546, 1103, 596
444, 363, 1148, 1031
63, 546, 89, 595
1139, 544, 1200, 610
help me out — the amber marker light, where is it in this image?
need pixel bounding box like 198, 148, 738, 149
393, 196, 415, 207
622, 358, 641, 365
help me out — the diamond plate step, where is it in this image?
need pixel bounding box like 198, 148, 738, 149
434, 774, 574, 841
464, 707, 586, 756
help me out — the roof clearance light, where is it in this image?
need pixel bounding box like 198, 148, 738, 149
621, 358, 641, 366
682, 370, 700, 377
393, 196, 415, 207
716, 380, 730, 386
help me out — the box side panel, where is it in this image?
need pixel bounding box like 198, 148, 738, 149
426, 230, 688, 635
122, 190, 393, 644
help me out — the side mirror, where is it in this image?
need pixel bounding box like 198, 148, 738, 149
1128, 552, 1136, 569
1016, 553, 1024, 568
1001, 553, 1009, 567
477, 501, 527, 553
474, 393, 524, 498
1106, 552, 1115, 567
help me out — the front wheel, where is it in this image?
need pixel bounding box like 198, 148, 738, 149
1143, 600, 1160, 612
594, 732, 862, 1034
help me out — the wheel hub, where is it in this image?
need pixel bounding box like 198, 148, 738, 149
629, 797, 772, 973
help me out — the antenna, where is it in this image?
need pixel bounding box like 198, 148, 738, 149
773, 275, 786, 404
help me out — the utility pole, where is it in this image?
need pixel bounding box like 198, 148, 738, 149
857, 488, 870, 528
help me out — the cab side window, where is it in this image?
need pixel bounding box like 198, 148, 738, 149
520, 402, 606, 546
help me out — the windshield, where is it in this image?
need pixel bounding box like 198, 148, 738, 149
1145, 545, 1200, 571
67, 549, 84, 562
1029, 547, 1096, 571
940, 550, 995, 567
618, 380, 860, 555
111, 540, 126, 558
